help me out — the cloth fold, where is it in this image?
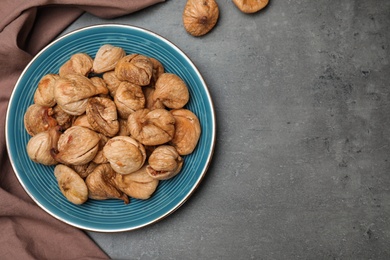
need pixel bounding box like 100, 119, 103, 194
0, 1, 164, 259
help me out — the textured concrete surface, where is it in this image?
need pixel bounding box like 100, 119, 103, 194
64, 1, 390, 259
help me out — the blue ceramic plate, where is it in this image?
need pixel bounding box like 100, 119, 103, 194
6, 24, 215, 232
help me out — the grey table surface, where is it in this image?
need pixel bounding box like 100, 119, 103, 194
63, 1, 390, 259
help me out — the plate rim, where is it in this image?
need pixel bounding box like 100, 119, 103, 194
5, 23, 216, 232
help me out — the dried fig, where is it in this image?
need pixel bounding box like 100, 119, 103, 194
90, 76, 108, 92
143, 86, 165, 110
54, 74, 108, 115
114, 81, 145, 119
146, 145, 183, 180
85, 163, 129, 204
26, 127, 61, 165
115, 54, 153, 86
71, 161, 98, 179
72, 114, 93, 130
86, 97, 119, 137
24, 104, 57, 136
103, 136, 146, 175
59, 53, 93, 77
92, 134, 109, 164
127, 108, 176, 146
102, 71, 122, 97
51, 105, 75, 131
33, 74, 59, 107
153, 73, 189, 109
54, 164, 88, 205
170, 109, 201, 155
232, 0, 269, 13
114, 165, 159, 200
183, 0, 219, 36
93, 44, 126, 74
148, 57, 165, 87
52, 126, 100, 165
117, 118, 130, 136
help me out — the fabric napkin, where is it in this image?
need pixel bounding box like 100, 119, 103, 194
0, 1, 164, 259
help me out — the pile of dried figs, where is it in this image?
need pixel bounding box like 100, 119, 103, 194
24, 44, 201, 205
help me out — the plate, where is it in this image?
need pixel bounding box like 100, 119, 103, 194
5, 24, 216, 232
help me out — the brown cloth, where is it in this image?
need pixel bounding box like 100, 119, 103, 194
0, 1, 164, 259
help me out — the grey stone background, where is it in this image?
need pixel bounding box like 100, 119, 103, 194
64, 0, 390, 259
